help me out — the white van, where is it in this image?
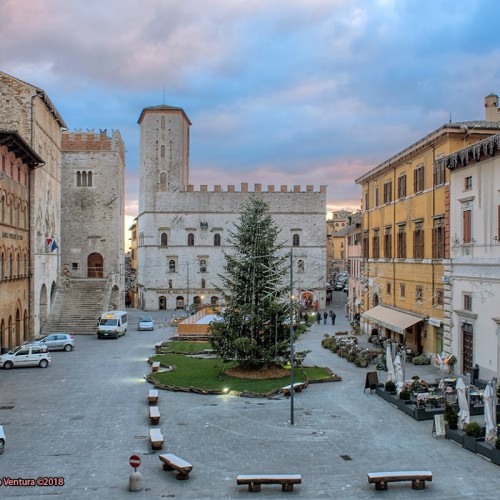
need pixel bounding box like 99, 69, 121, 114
97, 311, 128, 339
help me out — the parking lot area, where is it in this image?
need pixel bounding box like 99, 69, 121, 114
0, 307, 499, 499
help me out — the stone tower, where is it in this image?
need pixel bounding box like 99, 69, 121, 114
137, 105, 191, 213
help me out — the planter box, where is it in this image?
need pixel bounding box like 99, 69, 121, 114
414, 407, 428, 421
463, 434, 484, 453
476, 441, 500, 464
402, 404, 416, 417
446, 427, 464, 446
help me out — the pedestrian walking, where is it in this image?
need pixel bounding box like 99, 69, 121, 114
323, 311, 328, 325
331, 311, 336, 325
316, 311, 321, 324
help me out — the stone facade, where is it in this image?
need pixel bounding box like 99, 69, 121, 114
0, 71, 66, 336
137, 105, 327, 311
0, 132, 44, 351
61, 129, 125, 306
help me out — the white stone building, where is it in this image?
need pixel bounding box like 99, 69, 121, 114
441, 133, 500, 382
136, 105, 327, 311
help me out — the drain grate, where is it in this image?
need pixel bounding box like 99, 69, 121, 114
340, 455, 352, 461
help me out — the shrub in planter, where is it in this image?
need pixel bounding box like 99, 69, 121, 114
411, 379, 425, 393
443, 402, 458, 430
412, 355, 430, 365
399, 388, 411, 401
464, 421, 483, 438
354, 356, 368, 368
385, 380, 396, 393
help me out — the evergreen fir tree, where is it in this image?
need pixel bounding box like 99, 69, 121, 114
209, 197, 306, 370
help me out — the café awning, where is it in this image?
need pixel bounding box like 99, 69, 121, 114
362, 305, 425, 335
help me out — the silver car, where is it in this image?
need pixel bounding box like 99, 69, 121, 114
0, 344, 51, 369
0, 425, 5, 454
138, 315, 154, 331
33, 333, 75, 351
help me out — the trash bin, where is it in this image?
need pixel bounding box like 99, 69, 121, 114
469, 364, 479, 385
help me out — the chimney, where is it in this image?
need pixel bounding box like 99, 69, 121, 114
484, 93, 500, 122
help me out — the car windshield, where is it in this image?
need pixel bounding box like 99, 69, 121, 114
7, 346, 22, 355
100, 319, 118, 326
140, 316, 152, 322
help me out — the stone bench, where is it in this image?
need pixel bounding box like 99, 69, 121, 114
159, 453, 193, 480
281, 382, 307, 397
149, 428, 164, 450
367, 471, 432, 490
155, 342, 163, 354
151, 361, 160, 372
149, 405, 160, 425
236, 474, 302, 492
148, 389, 159, 405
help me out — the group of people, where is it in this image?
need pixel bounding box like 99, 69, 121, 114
316, 310, 336, 325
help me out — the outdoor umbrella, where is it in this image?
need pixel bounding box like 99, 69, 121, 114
483, 382, 497, 444
456, 377, 470, 430
386, 342, 395, 383
394, 353, 404, 394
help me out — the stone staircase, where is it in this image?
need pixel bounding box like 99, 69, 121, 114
41, 278, 110, 336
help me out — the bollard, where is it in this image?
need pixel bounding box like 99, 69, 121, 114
128, 471, 143, 491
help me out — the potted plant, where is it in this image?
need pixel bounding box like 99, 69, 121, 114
399, 388, 411, 401
447, 355, 457, 375
463, 421, 484, 453
355, 356, 368, 368
385, 380, 396, 394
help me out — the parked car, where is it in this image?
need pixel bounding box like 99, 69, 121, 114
0, 344, 51, 369
28, 333, 75, 351
138, 315, 154, 331
0, 425, 5, 454
334, 282, 344, 291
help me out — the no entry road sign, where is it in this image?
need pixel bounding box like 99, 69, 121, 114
129, 455, 141, 469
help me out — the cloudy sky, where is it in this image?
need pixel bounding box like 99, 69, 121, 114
3, 0, 500, 222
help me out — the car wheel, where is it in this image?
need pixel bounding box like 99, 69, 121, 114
39, 359, 49, 368
64, 344, 73, 351
0, 439, 4, 454
3, 361, 13, 370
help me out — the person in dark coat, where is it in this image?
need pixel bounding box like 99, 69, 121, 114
323, 311, 328, 325
331, 311, 336, 325
316, 312, 321, 324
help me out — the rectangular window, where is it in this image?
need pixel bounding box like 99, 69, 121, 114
71, 262, 78, 270
372, 230, 380, 259
386, 282, 391, 295
364, 191, 369, 210
463, 293, 472, 311
400, 283, 406, 299
435, 288, 444, 306
384, 227, 392, 258
374, 187, 379, 207
415, 285, 423, 302
433, 160, 445, 186
414, 165, 425, 193
362, 232, 369, 258
413, 221, 424, 259
383, 180, 392, 204
463, 204, 472, 243
432, 218, 445, 259
397, 225, 406, 258
397, 174, 407, 198
465, 176, 472, 190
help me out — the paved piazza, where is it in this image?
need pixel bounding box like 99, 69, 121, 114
1, 300, 499, 499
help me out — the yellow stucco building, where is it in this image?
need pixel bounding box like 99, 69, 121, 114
355, 94, 500, 356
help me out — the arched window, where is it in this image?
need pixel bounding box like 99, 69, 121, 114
82, 171, 87, 186
87, 171, 92, 187
0, 252, 4, 280
187, 233, 194, 246
7, 253, 12, 278
169, 260, 176, 272
160, 233, 168, 246
1, 195, 4, 222
159, 172, 166, 190
17, 164, 21, 182
168, 279, 172, 288
201, 278, 206, 288
292, 234, 300, 247
161, 145, 165, 158
23, 253, 27, 276
297, 260, 304, 273
77, 171, 81, 186
214, 233, 221, 246
199, 259, 207, 273
16, 252, 20, 277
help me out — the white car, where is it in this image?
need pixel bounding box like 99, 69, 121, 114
0, 344, 51, 369
0, 425, 5, 454
138, 315, 154, 331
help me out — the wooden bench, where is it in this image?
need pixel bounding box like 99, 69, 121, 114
236, 474, 302, 492
148, 389, 159, 405
155, 342, 162, 354
149, 405, 160, 425
281, 382, 307, 397
151, 361, 161, 372
159, 453, 193, 480
367, 471, 432, 490
149, 428, 164, 450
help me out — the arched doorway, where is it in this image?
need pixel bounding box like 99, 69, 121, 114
50, 281, 57, 305
15, 307, 21, 346
0, 319, 6, 353
176, 296, 184, 310
88, 253, 104, 278
210, 296, 219, 306
39, 284, 47, 331
23, 309, 28, 342
159, 296, 166, 310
